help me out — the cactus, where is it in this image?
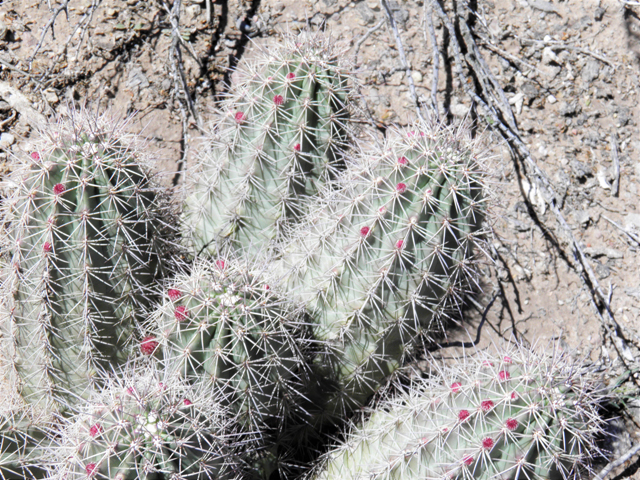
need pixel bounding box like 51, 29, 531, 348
50, 363, 245, 480
181, 31, 355, 256
150, 256, 310, 434
0, 409, 50, 479
275, 120, 487, 424
312, 342, 606, 480
0, 111, 179, 414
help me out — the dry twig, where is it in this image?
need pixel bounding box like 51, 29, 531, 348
423, 1, 440, 119
380, 0, 425, 121
610, 137, 620, 197
430, 0, 635, 365
353, 19, 385, 60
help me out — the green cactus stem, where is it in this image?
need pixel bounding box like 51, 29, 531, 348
0, 111, 180, 414
181, 31, 356, 256
275, 120, 488, 424
312, 342, 606, 480
51, 364, 244, 480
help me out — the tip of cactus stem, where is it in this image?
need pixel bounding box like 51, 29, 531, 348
273, 95, 284, 106
53, 183, 65, 195
463, 455, 474, 466
396, 182, 407, 193
498, 370, 510, 381
235, 111, 245, 123
31, 151, 40, 160
85, 463, 98, 477
505, 418, 518, 431
482, 437, 494, 449
360, 226, 370, 237
168, 289, 181, 301
397, 156, 408, 166
286, 72, 295, 80
294, 143, 301, 151
140, 336, 159, 355
89, 424, 102, 437
43, 241, 52, 252
175, 306, 188, 322
458, 409, 470, 421
395, 239, 404, 249
480, 400, 494, 412
450, 382, 461, 393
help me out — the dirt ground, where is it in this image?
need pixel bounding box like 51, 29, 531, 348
1, 0, 640, 477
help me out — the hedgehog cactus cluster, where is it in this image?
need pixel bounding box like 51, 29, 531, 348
312, 344, 606, 480
0, 31, 610, 480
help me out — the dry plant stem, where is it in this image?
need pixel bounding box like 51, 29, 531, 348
28, 0, 71, 70
32, 0, 104, 82
610, 137, 620, 197
353, 19, 385, 60
161, 0, 202, 185
476, 37, 543, 76
602, 215, 640, 245
423, 1, 440, 119
593, 442, 640, 480
430, 0, 635, 364
380, 0, 425, 122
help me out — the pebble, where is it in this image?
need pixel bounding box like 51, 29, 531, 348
546, 94, 557, 104
411, 71, 423, 83
542, 47, 560, 65
0, 132, 14, 148
581, 59, 600, 83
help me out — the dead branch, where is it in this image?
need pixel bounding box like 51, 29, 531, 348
380, 0, 425, 122
431, 0, 635, 365
423, 1, 440, 119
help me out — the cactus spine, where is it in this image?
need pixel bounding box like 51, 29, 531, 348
181, 32, 355, 256
0, 112, 178, 413
276, 121, 487, 423
51, 364, 243, 480
151, 257, 309, 433
312, 343, 606, 480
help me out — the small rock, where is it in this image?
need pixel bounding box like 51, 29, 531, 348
521, 82, 539, 99
509, 92, 525, 114
43, 89, 59, 104
584, 247, 624, 259
573, 210, 592, 226
366, 0, 379, 9
450, 103, 469, 117
595, 261, 610, 279
581, 59, 600, 83
0, 21, 9, 41
0, 100, 11, 112
272, 2, 285, 13
542, 47, 560, 65
547, 94, 557, 104
594, 6, 605, 21
127, 66, 149, 90
559, 100, 581, 117
357, 4, 376, 25
570, 160, 592, 180
411, 70, 423, 83
596, 166, 611, 190
0, 132, 14, 148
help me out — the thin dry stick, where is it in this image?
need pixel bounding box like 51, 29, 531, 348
353, 19, 385, 60
475, 37, 544, 76
380, 0, 425, 122
431, 0, 634, 363
28, 0, 72, 70
610, 137, 620, 197
602, 215, 640, 245
593, 442, 640, 480
423, 1, 440, 120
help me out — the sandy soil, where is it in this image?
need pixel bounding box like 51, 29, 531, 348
1, 0, 640, 477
